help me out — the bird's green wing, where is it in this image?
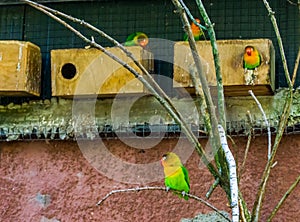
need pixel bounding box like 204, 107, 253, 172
183, 32, 204, 41
259, 53, 262, 66
164, 167, 190, 200
181, 166, 190, 190
183, 33, 188, 41
125, 32, 137, 46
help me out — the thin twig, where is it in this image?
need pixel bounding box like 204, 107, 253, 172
187, 47, 210, 134
238, 191, 252, 221
178, 0, 207, 40
96, 186, 231, 222
251, 90, 293, 222
22, 0, 161, 96
291, 47, 300, 86
23, 0, 221, 180
286, 0, 298, 6
205, 177, 220, 199
251, 2, 295, 220
194, 0, 226, 130
238, 111, 253, 183
178, 0, 207, 30
249, 90, 271, 160
172, 0, 230, 197
266, 174, 300, 221
96, 186, 166, 206
262, 0, 292, 89
193, 0, 230, 200
239, 131, 252, 183
188, 55, 223, 199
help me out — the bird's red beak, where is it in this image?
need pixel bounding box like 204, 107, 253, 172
246, 48, 252, 56
139, 39, 148, 48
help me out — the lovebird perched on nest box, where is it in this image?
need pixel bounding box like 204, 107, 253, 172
243, 45, 262, 85
124, 32, 149, 48
161, 152, 190, 200
184, 18, 205, 41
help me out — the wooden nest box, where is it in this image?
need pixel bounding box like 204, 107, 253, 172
173, 39, 275, 96
51, 46, 153, 97
0, 41, 41, 96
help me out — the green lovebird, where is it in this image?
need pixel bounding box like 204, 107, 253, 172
183, 18, 205, 41
243, 45, 261, 70
124, 32, 149, 48
161, 152, 190, 200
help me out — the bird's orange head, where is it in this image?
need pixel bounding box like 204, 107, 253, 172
191, 18, 201, 30
136, 33, 149, 48
245, 46, 254, 56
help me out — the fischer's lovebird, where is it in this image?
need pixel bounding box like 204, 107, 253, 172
243, 45, 261, 70
124, 32, 149, 48
161, 152, 190, 200
243, 45, 262, 85
184, 18, 205, 41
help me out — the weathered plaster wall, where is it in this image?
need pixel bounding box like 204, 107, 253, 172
0, 135, 299, 221
1, 88, 300, 141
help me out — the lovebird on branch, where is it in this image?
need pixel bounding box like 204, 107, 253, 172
183, 18, 205, 41
243, 45, 262, 85
161, 152, 190, 200
124, 32, 149, 48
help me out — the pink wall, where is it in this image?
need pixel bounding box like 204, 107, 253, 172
0, 135, 299, 221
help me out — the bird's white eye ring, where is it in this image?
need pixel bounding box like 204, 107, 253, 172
162, 156, 167, 161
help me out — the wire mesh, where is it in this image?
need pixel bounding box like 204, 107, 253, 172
1, 119, 300, 141
0, 0, 298, 101
0, 0, 299, 140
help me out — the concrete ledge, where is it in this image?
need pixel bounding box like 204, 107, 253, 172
0, 88, 299, 141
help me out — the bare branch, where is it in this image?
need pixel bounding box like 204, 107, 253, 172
291, 47, 300, 86
194, 0, 226, 130
239, 197, 248, 222
171, 0, 227, 187
248, 90, 271, 160
286, 0, 298, 6
206, 177, 220, 199
251, 89, 293, 222
267, 174, 300, 221
192, 0, 230, 200
96, 186, 166, 206
238, 111, 253, 183
178, 0, 207, 40
96, 186, 231, 222
251, 1, 296, 220
22, 0, 157, 93
218, 125, 239, 222
262, 0, 292, 88
178, 0, 207, 31
23, 0, 221, 180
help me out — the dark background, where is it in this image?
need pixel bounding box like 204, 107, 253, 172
0, 0, 299, 101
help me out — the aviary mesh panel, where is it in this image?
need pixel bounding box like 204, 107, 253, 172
0, 0, 299, 101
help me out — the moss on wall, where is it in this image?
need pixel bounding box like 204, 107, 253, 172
0, 88, 300, 140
